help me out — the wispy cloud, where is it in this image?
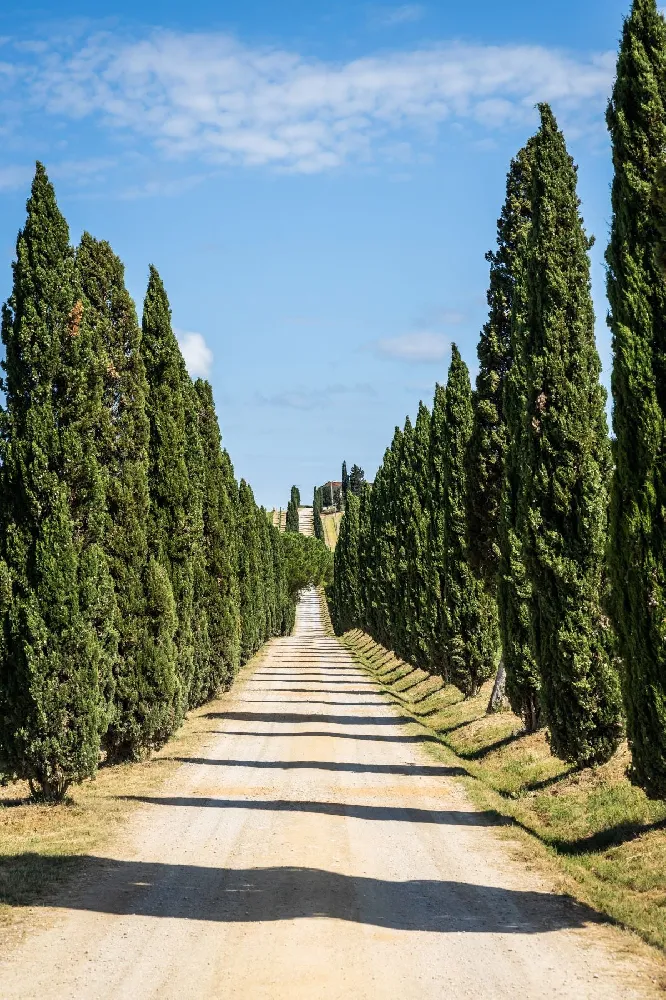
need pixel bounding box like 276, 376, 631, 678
0, 164, 32, 191
176, 330, 213, 378
373, 331, 450, 362
2, 29, 615, 174
379, 5, 426, 26
258, 383, 375, 410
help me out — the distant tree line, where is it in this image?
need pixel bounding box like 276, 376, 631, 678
332, 0, 666, 799
0, 166, 324, 802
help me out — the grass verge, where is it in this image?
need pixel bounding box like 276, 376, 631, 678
341, 627, 666, 955
0, 645, 269, 939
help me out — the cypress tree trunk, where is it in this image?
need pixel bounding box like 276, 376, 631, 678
523, 106, 622, 766
496, 144, 543, 733
141, 266, 193, 714
0, 164, 116, 801
438, 347, 496, 697
607, 0, 666, 795
77, 234, 179, 759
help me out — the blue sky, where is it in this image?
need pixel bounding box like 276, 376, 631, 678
0, 0, 630, 507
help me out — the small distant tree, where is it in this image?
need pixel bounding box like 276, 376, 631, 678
313, 486, 324, 541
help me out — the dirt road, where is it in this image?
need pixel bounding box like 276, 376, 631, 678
0, 590, 655, 998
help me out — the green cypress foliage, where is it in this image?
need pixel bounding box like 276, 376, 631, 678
438, 346, 496, 696
0, 164, 116, 800
607, 0, 666, 794
523, 105, 622, 766
349, 464, 365, 496
77, 234, 179, 759
238, 479, 267, 662
286, 485, 301, 533
194, 380, 241, 695
332, 492, 361, 633
495, 144, 543, 733
427, 384, 448, 677
341, 460, 349, 506
181, 374, 211, 708
141, 266, 193, 712
313, 486, 324, 541
398, 406, 432, 668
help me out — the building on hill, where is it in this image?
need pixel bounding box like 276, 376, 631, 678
320, 481, 342, 509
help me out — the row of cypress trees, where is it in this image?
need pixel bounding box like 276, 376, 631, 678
0, 165, 294, 801
333, 0, 666, 796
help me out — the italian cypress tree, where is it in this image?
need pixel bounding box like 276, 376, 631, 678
77, 234, 179, 759
607, 0, 666, 794
341, 460, 349, 506
349, 464, 365, 496
332, 492, 361, 633
398, 405, 432, 668
313, 486, 324, 541
181, 374, 211, 708
141, 266, 193, 713
523, 105, 622, 766
427, 384, 448, 677
258, 506, 277, 640
357, 480, 372, 624
438, 346, 496, 696
238, 479, 266, 661
496, 143, 543, 733
194, 380, 241, 695
286, 485, 300, 533
0, 164, 116, 800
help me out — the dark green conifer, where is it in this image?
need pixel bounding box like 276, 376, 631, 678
437, 346, 496, 696
238, 479, 267, 661
427, 384, 448, 677
0, 164, 116, 800
194, 381, 241, 695
607, 0, 666, 794
332, 492, 361, 633
523, 106, 622, 766
286, 485, 301, 533
496, 144, 543, 732
77, 234, 179, 758
141, 266, 193, 712
341, 460, 349, 506
313, 486, 324, 541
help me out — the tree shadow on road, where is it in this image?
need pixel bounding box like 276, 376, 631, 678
1, 855, 602, 934
206, 711, 405, 726
172, 758, 467, 778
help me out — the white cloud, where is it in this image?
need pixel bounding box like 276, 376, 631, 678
3, 29, 616, 174
176, 330, 213, 378
374, 331, 450, 362
379, 5, 425, 26
258, 383, 375, 410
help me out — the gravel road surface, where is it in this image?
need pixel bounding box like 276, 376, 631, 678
0, 589, 655, 999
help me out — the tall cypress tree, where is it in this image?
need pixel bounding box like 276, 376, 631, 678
181, 374, 211, 708
141, 266, 193, 713
332, 492, 361, 633
523, 106, 622, 766
194, 380, 241, 696
238, 479, 266, 662
398, 405, 431, 668
607, 0, 666, 794
77, 234, 179, 759
427, 384, 448, 677
313, 486, 324, 541
438, 346, 496, 696
0, 164, 116, 800
286, 485, 300, 533
496, 144, 543, 733
341, 460, 349, 506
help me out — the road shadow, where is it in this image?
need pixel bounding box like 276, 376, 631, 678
239, 700, 387, 707
206, 711, 404, 727
213, 730, 441, 745
174, 758, 466, 778
120, 796, 496, 826
1, 855, 600, 934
